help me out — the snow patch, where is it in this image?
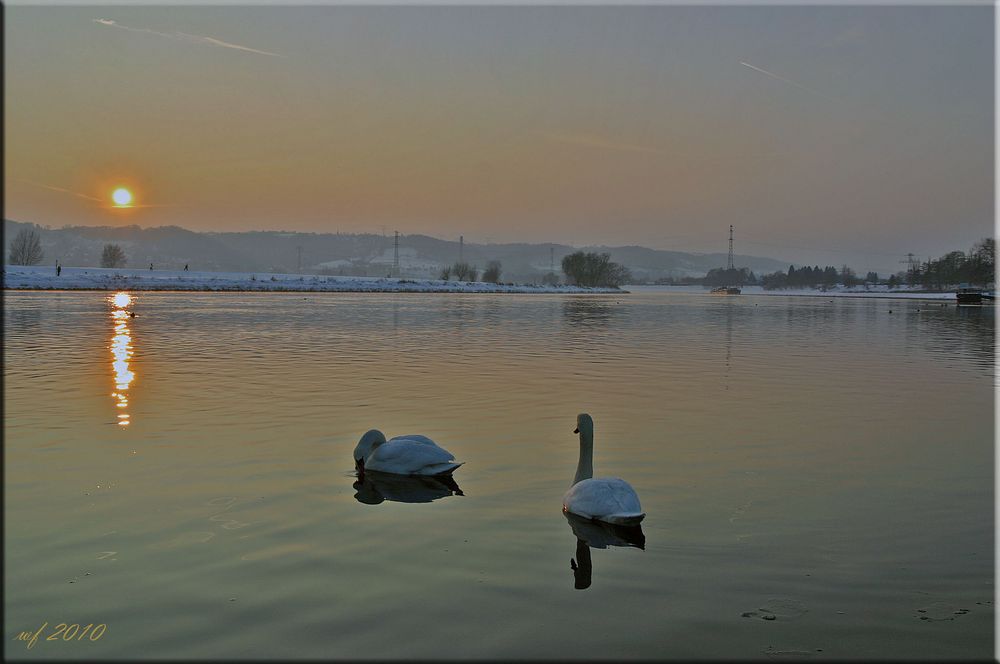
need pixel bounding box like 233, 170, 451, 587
2, 265, 624, 294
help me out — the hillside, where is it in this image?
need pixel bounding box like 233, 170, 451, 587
3, 219, 790, 282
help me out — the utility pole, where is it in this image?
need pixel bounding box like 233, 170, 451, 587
459, 235, 464, 263
393, 231, 400, 277
297, 245, 303, 272
727, 225, 735, 271
550, 246, 554, 273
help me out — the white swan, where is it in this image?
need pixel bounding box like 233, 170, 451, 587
562, 414, 645, 525
353, 429, 463, 476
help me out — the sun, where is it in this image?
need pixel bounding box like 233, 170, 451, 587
112, 188, 133, 207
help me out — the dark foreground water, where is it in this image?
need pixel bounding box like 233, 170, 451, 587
4, 289, 994, 659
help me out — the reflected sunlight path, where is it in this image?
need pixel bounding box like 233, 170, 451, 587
109, 292, 135, 426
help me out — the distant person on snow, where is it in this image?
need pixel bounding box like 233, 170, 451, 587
149, 263, 153, 270
184, 264, 189, 271
56, 264, 61, 277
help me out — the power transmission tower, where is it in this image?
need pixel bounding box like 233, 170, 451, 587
899, 253, 919, 275
393, 231, 400, 277
727, 225, 735, 271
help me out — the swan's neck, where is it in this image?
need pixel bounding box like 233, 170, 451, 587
573, 432, 594, 485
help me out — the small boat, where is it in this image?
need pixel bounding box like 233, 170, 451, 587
956, 285, 983, 305
711, 286, 741, 295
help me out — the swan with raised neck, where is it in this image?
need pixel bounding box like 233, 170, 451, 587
562, 413, 645, 525
572, 413, 595, 485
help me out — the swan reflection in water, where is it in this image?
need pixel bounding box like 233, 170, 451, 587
353, 470, 464, 505
565, 512, 645, 590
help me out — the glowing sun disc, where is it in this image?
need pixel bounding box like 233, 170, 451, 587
112, 188, 133, 206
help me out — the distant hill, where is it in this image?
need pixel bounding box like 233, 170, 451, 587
3, 219, 790, 282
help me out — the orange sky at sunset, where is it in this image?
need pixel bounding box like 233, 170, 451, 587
5, 4, 993, 271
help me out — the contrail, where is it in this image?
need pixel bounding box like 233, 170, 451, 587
94, 18, 284, 57
13, 178, 175, 208
740, 61, 836, 103
14, 178, 103, 202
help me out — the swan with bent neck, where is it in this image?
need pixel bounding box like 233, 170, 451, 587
354, 429, 463, 476
562, 414, 644, 525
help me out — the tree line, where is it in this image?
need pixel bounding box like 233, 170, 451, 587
904, 238, 994, 289
437, 252, 630, 287
439, 260, 503, 283
659, 238, 995, 290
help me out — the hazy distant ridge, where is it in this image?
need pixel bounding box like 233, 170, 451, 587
3, 220, 789, 281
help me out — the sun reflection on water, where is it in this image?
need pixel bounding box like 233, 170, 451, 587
109, 292, 135, 426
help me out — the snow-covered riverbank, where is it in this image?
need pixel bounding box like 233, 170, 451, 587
627, 284, 960, 300
2, 265, 624, 294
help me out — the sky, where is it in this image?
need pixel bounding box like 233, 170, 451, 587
4, 4, 994, 273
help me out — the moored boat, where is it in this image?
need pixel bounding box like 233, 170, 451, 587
956, 285, 983, 305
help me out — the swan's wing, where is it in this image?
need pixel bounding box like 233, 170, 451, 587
389, 434, 438, 447
369, 437, 459, 474
563, 477, 644, 522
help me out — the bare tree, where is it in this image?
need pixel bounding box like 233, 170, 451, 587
8, 227, 44, 265
561, 251, 630, 287
439, 266, 452, 281
452, 261, 478, 281
101, 244, 128, 268
482, 260, 502, 283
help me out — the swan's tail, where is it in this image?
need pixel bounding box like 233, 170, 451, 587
424, 462, 464, 476
603, 512, 645, 526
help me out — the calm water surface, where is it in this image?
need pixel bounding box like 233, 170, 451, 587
4, 289, 994, 659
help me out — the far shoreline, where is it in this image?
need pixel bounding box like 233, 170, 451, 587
1, 265, 625, 295
626, 284, 961, 301
3, 267, 978, 300
2, 286, 626, 295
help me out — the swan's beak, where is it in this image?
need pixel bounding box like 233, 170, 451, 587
573, 427, 579, 434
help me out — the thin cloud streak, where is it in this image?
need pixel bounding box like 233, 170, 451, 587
542, 132, 662, 155
15, 178, 103, 203
93, 18, 285, 57
740, 61, 836, 103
